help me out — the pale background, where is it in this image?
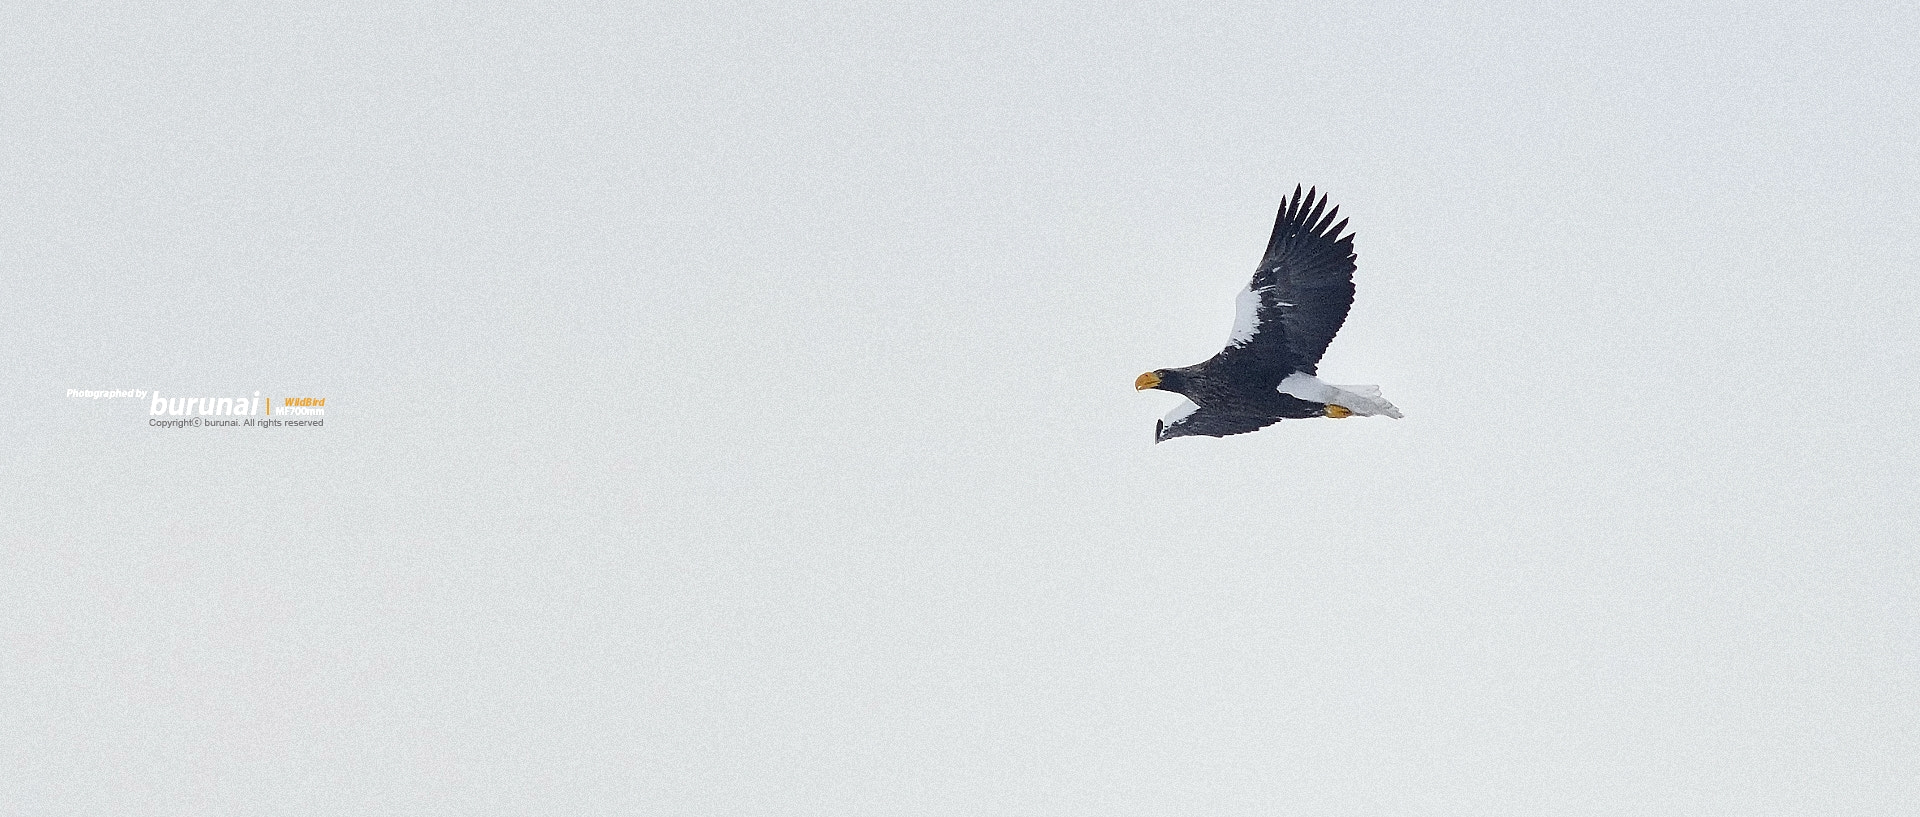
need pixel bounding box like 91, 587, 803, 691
4, 1, 1917, 814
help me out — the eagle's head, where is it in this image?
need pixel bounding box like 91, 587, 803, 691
1135, 369, 1187, 393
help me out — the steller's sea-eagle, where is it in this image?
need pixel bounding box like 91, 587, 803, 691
1136, 186, 1401, 442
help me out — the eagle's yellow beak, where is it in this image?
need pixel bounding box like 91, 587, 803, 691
1135, 372, 1161, 390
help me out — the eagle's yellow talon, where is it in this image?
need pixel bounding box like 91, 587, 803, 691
1324, 404, 1352, 418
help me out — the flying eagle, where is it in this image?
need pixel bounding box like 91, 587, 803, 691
1136, 186, 1401, 442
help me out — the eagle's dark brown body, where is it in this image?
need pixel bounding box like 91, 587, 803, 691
1153, 364, 1327, 420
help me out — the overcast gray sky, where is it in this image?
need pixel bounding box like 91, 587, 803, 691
5, 1, 1918, 814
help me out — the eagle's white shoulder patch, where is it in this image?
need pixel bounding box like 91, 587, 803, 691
1162, 399, 1200, 426
1227, 284, 1263, 346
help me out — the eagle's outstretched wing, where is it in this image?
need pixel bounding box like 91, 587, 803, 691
1154, 400, 1281, 442
1223, 185, 1357, 375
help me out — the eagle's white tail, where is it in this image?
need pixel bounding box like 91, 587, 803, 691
1277, 373, 1403, 419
